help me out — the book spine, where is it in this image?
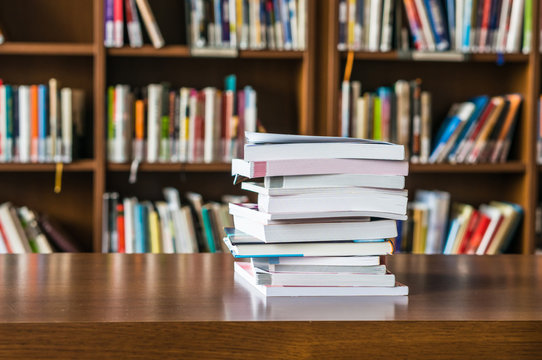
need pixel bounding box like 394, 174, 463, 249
4, 85, 13, 162
125, 0, 144, 47
113, 0, 124, 47
410, 79, 422, 162
368, 0, 382, 51
204, 87, 216, 163
402, 0, 424, 50
135, 0, 165, 48
420, 91, 431, 164
479, 0, 492, 51
505, 0, 524, 53
146, 84, 162, 163
18, 86, 31, 163
380, 0, 394, 52
117, 203, 126, 253
60, 88, 73, 163
0, 85, 5, 162
179, 88, 190, 162
413, 0, 436, 51
424, 0, 450, 50
37, 85, 47, 163
104, 0, 115, 47
523, 0, 533, 54
30, 85, 39, 163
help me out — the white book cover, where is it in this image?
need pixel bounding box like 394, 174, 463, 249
228, 203, 408, 223
203, 87, 216, 164
264, 173, 405, 189
257, 189, 408, 215
224, 237, 394, 257
341, 81, 350, 137
135, 0, 165, 48
495, 0, 512, 53
251, 255, 381, 267
146, 84, 162, 163
113, 85, 128, 163
242, 181, 405, 195
245, 131, 395, 145
368, 0, 382, 51
18, 86, 31, 163
232, 216, 397, 242
234, 262, 409, 297
297, 0, 306, 50
505, 0, 524, 53
156, 201, 175, 254
60, 88, 73, 163
289, 0, 298, 49
243, 141, 405, 161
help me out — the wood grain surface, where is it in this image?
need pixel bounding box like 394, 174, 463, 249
0, 254, 540, 358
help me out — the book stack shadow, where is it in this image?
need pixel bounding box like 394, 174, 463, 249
224, 132, 410, 296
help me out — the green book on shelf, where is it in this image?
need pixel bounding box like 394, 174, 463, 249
201, 206, 216, 253
373, 96, 382, 141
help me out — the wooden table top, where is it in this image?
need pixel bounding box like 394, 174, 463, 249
1, 253, 540, 323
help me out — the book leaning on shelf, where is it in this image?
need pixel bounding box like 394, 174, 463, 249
107, 74, 258, 164
0, 79, 86, 163
338, 0, 532, 54
0, 202, 81, 253
397, 189, 522, 254
101, 188, 243, 253
104, 0, 165, 48
185, 0, 307, 51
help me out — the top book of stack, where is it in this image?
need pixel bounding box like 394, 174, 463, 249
232, 132, 408, 179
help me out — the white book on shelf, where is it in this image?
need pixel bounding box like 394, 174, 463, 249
413, 0, 436, 51
297, 0, 306, 50
18, 86, 31, 163
60, 88, 73, 163
232, 216, 397, 243
0, 203, 31, 253
48, 78, 58, 162
126, 0, 144, 47
475, 205, 503, 255
505, 0, 524, 53
187, 89, 198, 163
289, 0, 299, 49
495, 0, 512, 53
113, 85, 129, 163
146, 84, 162, 163
203, 87, 216, 164
368, 0, 382, 51
380, 0, 393, 52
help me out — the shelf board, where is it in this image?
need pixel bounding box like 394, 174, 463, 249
107, 162, 231, 172
107, 45, 304, 59
0, 159, 96, 172
410, 162, 526, 173
344, 51, 529, 63
0, 42, 95, 56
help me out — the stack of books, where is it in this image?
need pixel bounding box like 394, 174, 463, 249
225, 132, 409, 296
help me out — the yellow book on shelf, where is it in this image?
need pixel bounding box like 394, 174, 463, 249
149, 209, 161, 254
451, 204, 474, 254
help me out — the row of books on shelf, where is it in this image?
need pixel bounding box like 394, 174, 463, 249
229, 132, 407, 296
0, 202, 80, 254
339, 0, 532, 54
104, 0, 306, 51
340, 79, 521, 163
0, 79, 86, 163
396, 189, 522, 254
107, 75, 257, 164
102, 188, 245, 253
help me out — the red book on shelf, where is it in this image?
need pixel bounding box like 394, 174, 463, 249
30, 85, 39, 162
457, 210, 480, 254
117, 204, 125, 253
464, 213, 491, 254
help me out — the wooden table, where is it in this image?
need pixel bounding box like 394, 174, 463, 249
0, 254, 540, 359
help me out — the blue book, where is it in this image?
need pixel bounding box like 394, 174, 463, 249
488, 0, 503, 50
214, 0, 222, 46
462, 0, 473, 51
446, 0, 455, 47
134, 203, 145, 253
394, 220, 403, 253
446, 96, 489, 162
429, 102, 475, 163
280, 0, 292, 49
4, 85, 13, 161
201, 207, 216, 253
443, 217, 460, 254
38, 85, 48, 162
424, 0, 450, 50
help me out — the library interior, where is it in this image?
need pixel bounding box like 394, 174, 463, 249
0, 0, 540, 358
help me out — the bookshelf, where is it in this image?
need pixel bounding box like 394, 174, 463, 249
316, 0, 541, 254
0, 0, 315, 252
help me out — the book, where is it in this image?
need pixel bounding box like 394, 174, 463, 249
262, 173, 405, 190
243, 141, 405, 161
242, 181, 405, 196
234, 262, 409, 297
38, 214, 81, 252
224, 237, 394, 258
257, 188, 408, 215
229, 203, 408, 223
232, 158, 409, 178
135, 0, 165, 48
231, 217, 397, 242
251, 255, 382, 267
246, 263, 396, 287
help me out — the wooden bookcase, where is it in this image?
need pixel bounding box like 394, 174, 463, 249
1, 0, 541, 254
316, 0, 541, 254
0, 0, 315, 252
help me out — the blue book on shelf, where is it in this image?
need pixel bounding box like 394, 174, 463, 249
446, 95, 489, 161
281, 0, 292, 48
201, 207, 216, 253
5, 85, 13, 161
134, 203, 145, 253
38, 85, 48, 161
446, 0, 455, 47
462, 0, 473, 51
443, 217, 460, 254
424, 0, 450, 50
214, 0, 222, 46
